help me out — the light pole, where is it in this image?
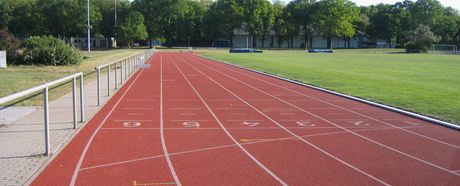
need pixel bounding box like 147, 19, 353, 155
87, 0, 91, 53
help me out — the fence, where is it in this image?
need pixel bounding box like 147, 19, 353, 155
95, 49, 155, 106
0, 73, 84, 156
0, 48, 156, 156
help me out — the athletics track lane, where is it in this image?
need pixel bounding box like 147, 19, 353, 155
32, 52, 459, 185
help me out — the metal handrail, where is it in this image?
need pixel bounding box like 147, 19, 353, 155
94, 49, 156, 106
0, 72, 84, 156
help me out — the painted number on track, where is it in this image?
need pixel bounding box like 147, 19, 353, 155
183, 122, 200, 128
123, 121, 141, 128
241, 122, 260, 127
296, 121, 315, 127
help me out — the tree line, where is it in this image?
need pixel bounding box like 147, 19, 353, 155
1, 0, 459, 49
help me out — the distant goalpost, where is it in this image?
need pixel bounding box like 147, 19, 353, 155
431, 44, 458, 54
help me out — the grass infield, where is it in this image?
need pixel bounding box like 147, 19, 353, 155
200, 49, 460, 125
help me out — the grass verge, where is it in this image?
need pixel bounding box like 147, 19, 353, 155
0, 48, 145, 106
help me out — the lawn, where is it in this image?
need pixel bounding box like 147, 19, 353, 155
0, 48, 145, 105
199, 49, 460, 124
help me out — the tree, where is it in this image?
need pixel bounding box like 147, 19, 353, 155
132, 0, 188, 47
204, 0, 243, 47
259, 0, 274, 48
272, 0, 286, 47
0, 29, 21, 64
367, 4, 399, 47
94, 0, 131, 47
115, 11, 147, 48
36, 0, 101, 37
175, 0, 208, 46
238, 0, 273, 48
314, 0, 360, 49
286, 0, 316, 49
405, 25, 440, 52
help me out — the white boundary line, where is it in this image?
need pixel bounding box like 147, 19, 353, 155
69, 62, 146, 186
176, 54, 390, 185
161, 53, 182, 186
195, 54, 460, 149
80, 125, 435, 172
168, 53, 288, 186
196, 54, 460, 131
188, 55, 460, 176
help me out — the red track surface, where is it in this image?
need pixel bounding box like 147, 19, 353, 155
32, 52, 460, 185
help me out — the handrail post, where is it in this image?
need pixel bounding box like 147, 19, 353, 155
124, 60, 127, 80
115, 62, 118, 89
121, 60, 124, 83
72, 77, 77, 129
107, 65, 111, 96
80, 74, 84, 123
97, 68, 100, 106
44, 86, 50, 156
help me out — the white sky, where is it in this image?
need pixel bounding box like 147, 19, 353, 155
280, 0, 460, 11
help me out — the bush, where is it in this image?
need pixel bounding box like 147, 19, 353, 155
0, 29, 21, 65
405, 25, 440, 53
23, 36, 82, 65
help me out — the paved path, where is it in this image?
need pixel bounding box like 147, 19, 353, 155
0, 67, 133, 185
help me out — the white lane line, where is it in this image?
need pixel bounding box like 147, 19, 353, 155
191, 56, 460, 177
127, 113, 145, 116
198, 56, 460, 149
128, 99, 156, 102
178, 56, 389, 185
171, 55, 288, 186
179, 113, 197, 116
114, 119, 152, 122
405, 121, 422, 126
69, 61, 147, 186
161, 53, 182, 186
168, 108, 201, 110
84, 125, 435, 171
122, 108, 154, 110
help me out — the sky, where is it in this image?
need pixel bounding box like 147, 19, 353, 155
280, 0, 460, 11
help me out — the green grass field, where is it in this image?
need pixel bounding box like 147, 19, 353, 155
0, 49, 145, 105
199, 49, 460, 124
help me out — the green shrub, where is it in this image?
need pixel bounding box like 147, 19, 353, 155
23, 36, 82, 65
405, 25, 440, 53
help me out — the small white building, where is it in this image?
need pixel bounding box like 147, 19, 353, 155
65, 37, 117, 49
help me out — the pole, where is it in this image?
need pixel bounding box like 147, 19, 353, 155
44, 87, 50, 156
72, 77, 77, 129
114, 0, 118, 26
87, 0, 91, 53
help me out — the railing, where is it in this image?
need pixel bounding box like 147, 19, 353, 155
95, 48, 155, 106
0, 73, 84, 156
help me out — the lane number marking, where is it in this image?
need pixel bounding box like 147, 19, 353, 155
354, 121, 370, 126
183, 122, 200, 128
241, 121, 260, 127
123, 121, 141, 128
296, 121, 315, 127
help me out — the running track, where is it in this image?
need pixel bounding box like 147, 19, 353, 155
33, 52, 460, 185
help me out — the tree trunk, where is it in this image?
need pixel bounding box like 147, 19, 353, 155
304, 27, 309, 50
270, 35, 274, 48
149, 34, 153, 48
230, 34, 234, 48
309, 36, 313, 49
261, 34, 265, 48
252, 36, 256, 48
327, 33, 332, 49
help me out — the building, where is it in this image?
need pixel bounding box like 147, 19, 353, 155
65, 37, 117, 49
231, 29, 392, 49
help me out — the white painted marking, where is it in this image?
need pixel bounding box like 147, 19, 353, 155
190, 57, 460, 176
179, 113, 197, 116
171, 56, 288, 186
405, 121, 422, 126
179, 56, 390, 185
161, 53, 181, 186
170, 119, 209, 122
241, 121, 260, 127
115, 119, 152, 122
123, 121, 141, 128
182, 122, 200, 128
207, 57, 460, 149
227, 119, 263, 122
127, 113, 145, 116
168, 108, 201, 110
70, 60, 147, 186
86, 125, 434, 171
354, 121, 370, 126
163, 79, 175, 82
127, 99, 155, 102
296, 121, 316, 127
216, 108, 247, 110
229, 113, 246, 115
122, 108, 153, 110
